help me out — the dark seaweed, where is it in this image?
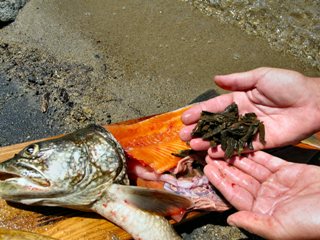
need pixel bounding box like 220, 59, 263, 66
192, 103, 266, 159
172, 149, 197, 158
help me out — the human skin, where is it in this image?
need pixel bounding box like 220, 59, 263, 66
179, 67, 320, 158
204, 151, 320, 240
179, 67, 320, 239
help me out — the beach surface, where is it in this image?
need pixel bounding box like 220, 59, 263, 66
0, 0, 319, 239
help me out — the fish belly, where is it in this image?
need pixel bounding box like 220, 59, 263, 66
92, 198, 181, 240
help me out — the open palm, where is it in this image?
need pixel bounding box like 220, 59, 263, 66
180, 67, 320, 157
204, 151, 320, 240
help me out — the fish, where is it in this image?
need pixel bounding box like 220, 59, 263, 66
0, 125, 192, 240
106, 106, 232, 213
0, 228, 56, 240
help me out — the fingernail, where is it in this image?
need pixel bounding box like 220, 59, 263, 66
227, 216, 237, 226
181, 112, 192, 123
179, 127, 191, 141
205, 155, 212, 164
227, 220, 235, 226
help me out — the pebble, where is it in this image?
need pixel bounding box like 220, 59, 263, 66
0, 0, 27, 22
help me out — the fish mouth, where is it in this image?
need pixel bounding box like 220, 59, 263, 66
0, 172, 20, 181
0, 164, 51, 188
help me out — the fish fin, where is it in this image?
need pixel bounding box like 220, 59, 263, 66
109, 184, 192, 218
298, 132, 320, 150
106, 106, 192, 173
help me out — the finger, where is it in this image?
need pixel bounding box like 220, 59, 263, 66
206, 157, 260, 196
189, 138, 211, 151
246, 151, 289, 173
214, 67, 269, 91
180, 126, 222, 151
207, 151, 288, 179
181, 94, 234, 124
224, 154, 272, 183
204, 164, 254, 211
179, 124, 196, 141
207, 145, 226, 158
179, 125, 213, 150
207, 139, 267, 159
227, 211, 286, 239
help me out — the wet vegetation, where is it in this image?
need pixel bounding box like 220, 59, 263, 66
192, 103, 265, 159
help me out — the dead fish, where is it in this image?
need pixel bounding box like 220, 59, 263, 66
106, 106, 232, 214
0, 228, 56, 240
0, 125, 191, 240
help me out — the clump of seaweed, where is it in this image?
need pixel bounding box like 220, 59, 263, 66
191, 103, 266, 159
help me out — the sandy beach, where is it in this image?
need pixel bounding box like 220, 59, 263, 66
0, 0, 319, 239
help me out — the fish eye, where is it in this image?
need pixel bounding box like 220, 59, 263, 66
22, 144, 40, 158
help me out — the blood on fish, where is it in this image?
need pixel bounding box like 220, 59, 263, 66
111, 211, 116, 217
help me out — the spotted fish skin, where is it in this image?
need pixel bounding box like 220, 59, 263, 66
0, 125, 128, 209
0, 125, 191, 240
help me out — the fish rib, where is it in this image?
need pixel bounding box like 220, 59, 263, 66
106, 106, 191, 173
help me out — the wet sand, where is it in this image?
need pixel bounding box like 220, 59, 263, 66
0, 0, 319, 239
1, 0, 319, 143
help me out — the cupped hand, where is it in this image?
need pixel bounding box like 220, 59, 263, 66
180, 67, 320, 158
204, 151, 320, 240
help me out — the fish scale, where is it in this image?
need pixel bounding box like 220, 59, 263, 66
0, 124, 191, 240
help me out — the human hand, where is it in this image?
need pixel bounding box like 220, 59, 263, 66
204, 151, 320, 240
180, 67, 320, 158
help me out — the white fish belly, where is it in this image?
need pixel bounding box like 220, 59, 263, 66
93, 199, 181, 240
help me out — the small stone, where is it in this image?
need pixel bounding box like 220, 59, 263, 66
0, 0, 27, 22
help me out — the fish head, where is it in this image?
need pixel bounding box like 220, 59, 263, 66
0, 125, 128, 210
0, 138, 86, 199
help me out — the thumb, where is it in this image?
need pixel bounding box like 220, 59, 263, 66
227, 211, 284, 239
214, 67, 270, 91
